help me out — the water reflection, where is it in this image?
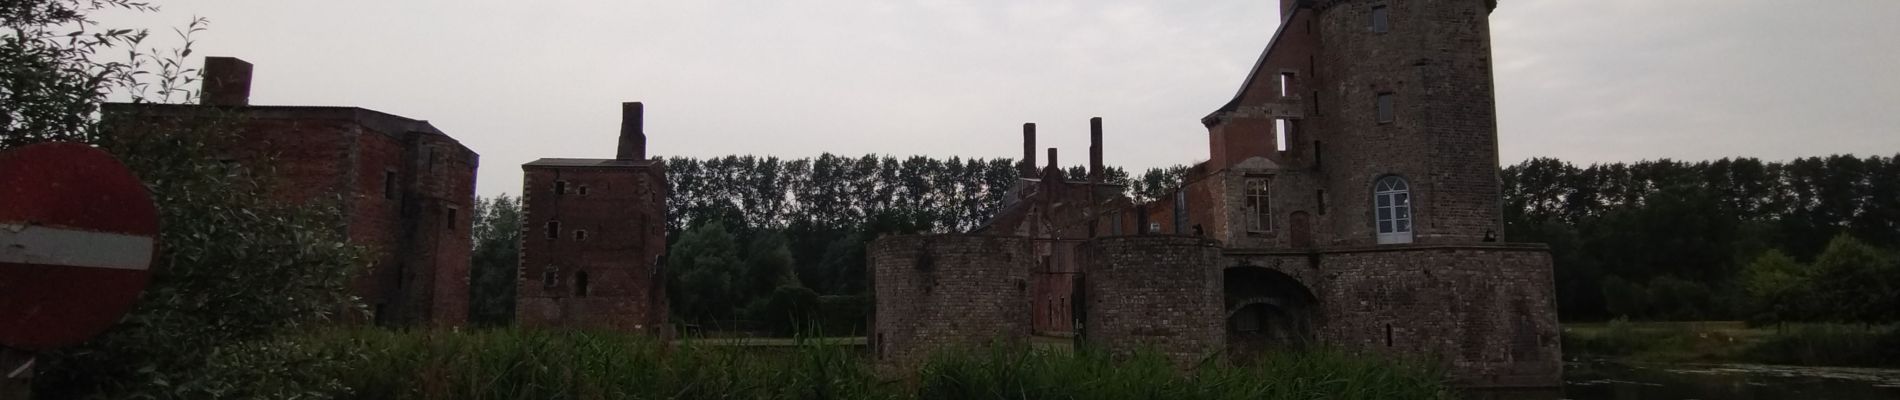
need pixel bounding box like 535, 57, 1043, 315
1560, 360, 1900, 400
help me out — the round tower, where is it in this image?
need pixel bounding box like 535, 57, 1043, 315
1309, 0, 1503, 245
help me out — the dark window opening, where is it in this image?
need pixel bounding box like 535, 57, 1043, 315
445, 207, 458, 231
546, 220, 561, 240
1376, 93, 1395, 123
578, 185, 589, 196
575, 230, 588, 241
1314, 141, 1325, 170
1385, 324, 1394, 347
543, 267, 558, 289
1318, 190, 1329, 216
383, 170, 397, 199
574, 271, 590, 297
554, 180, 568, 195
1371, 5, 1390, 33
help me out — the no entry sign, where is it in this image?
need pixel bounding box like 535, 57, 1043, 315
0, 142, 159, 351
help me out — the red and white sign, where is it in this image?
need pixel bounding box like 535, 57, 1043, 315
0, 142, 159, 351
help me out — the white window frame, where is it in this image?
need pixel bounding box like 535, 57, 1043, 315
1374, 176, 1413, 244
1245, 178, 1272, 233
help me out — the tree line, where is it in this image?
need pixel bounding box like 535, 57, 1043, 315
1503, 155, 1900, 323
471, 153, 1900, 329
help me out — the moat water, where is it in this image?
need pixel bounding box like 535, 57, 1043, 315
1553, 360, 1900, 400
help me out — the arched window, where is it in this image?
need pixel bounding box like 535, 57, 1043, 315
1374, 176, 1413, 244
574, 270, 590, 297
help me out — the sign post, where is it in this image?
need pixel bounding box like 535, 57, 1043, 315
0, 142, 161, 399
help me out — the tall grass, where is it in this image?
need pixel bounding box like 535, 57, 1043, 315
919, 345, 1453, 400
277, 329, 1451, 400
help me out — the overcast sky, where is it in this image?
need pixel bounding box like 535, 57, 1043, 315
98, 1, 1900, 197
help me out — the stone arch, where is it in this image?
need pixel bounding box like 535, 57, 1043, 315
1223, 266, 1320, 361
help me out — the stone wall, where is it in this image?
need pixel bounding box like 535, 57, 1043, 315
1316, 244, 1561, 388
869, 234, 1031, 371
1078, 236, 1224, 367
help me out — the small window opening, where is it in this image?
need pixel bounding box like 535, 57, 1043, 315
574, 271, 590, 297
1278, 72, 1294, 97
1318, 189, 1329, 216
578, 185, 589, 196
1246, 178, 1271, 232
543, 267, 559, 289
546, 220, 561, 240
1385, 324, 1394, 347
575, 230, 588, 241
383, 170, 397, 200
1371, 5, 1390, 33
1314, 141, 1325, 170
1376, 93, 1395, 124
1275, 119, 1292, 152
554, 180, 568, 195
445, 207, 458, 231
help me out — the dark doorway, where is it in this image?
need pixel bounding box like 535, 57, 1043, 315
1224, 267, 1319, 362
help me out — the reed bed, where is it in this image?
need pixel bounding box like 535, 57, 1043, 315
284, 328, 1452, 400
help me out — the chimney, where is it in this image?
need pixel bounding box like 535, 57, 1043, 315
201, 57, 253, 106
1045, 148, 1059, 176
1089, 117, 1104, 183
617, 102, 646, 160
1020, 123, 1037, 177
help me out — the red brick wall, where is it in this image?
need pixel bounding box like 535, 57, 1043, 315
100, 104, 478, 327
517, 163, 669, 333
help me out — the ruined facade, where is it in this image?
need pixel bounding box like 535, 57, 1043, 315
872, 0, 1561, 388
102, 56, 478, 327
515, 102, 669, 333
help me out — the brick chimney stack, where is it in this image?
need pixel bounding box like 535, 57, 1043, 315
201, 57, 253, 106
1045, 148, 1059, 177
1088, 117, 1104, 184
617, 102, 646, 160
1021, 123, 1037, 177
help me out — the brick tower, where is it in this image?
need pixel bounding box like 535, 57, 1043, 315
516, 102, 669, 333
1307, 0, 1504, 245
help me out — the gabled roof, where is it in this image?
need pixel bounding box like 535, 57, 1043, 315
1203, 7, 1303, 126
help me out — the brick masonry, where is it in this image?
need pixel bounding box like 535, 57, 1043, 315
868, 234, 1031, 372
1078, 236, 1225, 367
516, 103, 669, 333
876, 0, 1561, 389
1312, 244, 1561, 388
102, 58, 478, 327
